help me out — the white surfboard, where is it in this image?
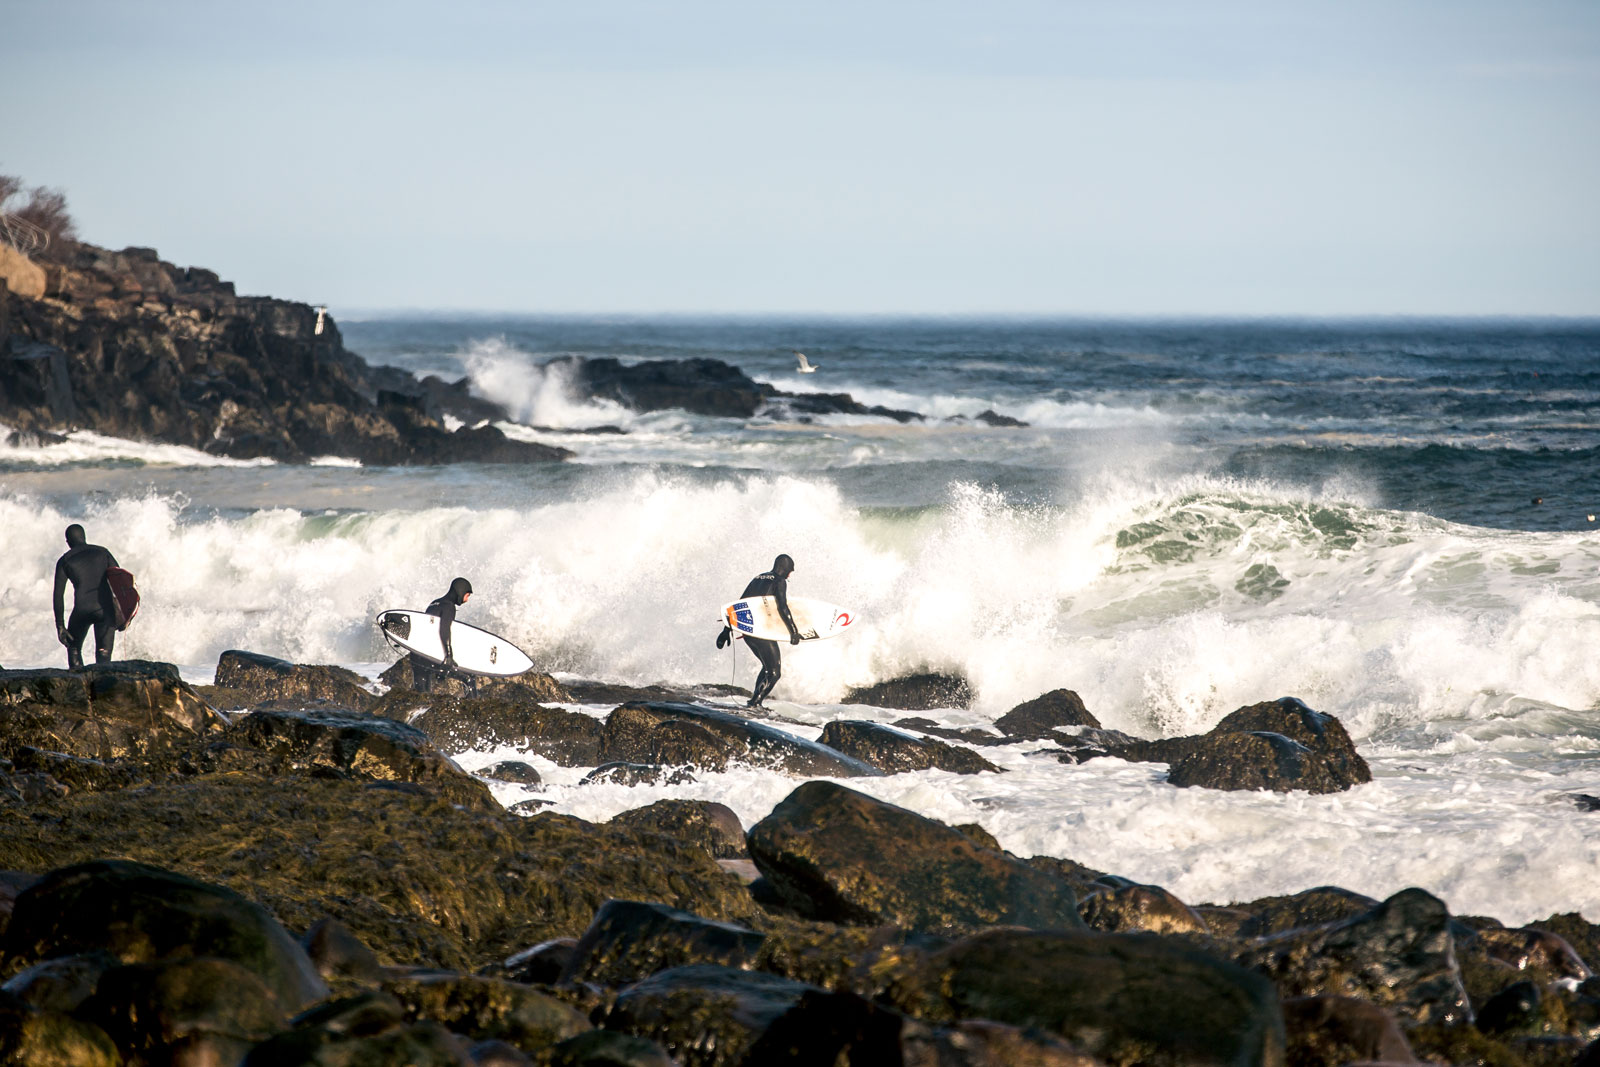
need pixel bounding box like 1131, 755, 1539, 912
721, 596, 858, 642
375, 609, 535, 678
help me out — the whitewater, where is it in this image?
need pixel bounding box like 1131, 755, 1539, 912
2, 317, 1597, 925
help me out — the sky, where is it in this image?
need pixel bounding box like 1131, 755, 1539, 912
2, 0, 1598, 315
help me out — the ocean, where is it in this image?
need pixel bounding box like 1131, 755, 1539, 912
3, 316, 1598, 924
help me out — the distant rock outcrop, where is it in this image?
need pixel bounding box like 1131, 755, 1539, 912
0, 241, 571, 465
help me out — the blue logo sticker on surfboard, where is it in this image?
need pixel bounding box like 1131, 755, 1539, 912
720, 596, 858, 642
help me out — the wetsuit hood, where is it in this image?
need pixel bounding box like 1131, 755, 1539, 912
65, 524, 87, 549
773, 554, 794, 578
448, 577, 473, 604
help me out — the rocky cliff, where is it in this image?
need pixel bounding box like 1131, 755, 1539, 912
0, 240, 572, 464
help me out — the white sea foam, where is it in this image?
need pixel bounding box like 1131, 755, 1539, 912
0, 426, 276, 469
462, 338, 637, 430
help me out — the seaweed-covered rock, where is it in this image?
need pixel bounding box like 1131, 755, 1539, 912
994, 690, 1101, 737
500, 940, 578, 986
1234, 887, 1472, 1026
3, 746, 143, 794
890, 927, 1283, 1067
1207, 698, 1370, 784
900, 1018, 1103, 1066
598, 707, 731, 771
1208, 886, 1379, 940
223, 708, 492, 807
601, 703, 879, 778
607, 964, 904, 1067
1077, 883, 1210, 936
1166, 731, 1365, 794
381, 971, 590, 1053
214, 650, 378, 711
375, 659, 571, 706
0, 661, 215, 764
1281, 995, 1417, 1066
242, 992, 474, 1066
1471, 926, 1592, 985
1, 951, 117, 1014
2, 860, 328, 1011
79, 956, 288, 1066
747, 781, 1081, 930
843, 673, 972, 711
561, 901, 767, 986
0, 778, 756, 974
607, 800, 746, 860
481, 761, 542, 785
546, 1029, 676, 1067
0, 991, 120, 1067
302, 918, 385, 989
816, 720, 999, 775
398, 696, 599, 766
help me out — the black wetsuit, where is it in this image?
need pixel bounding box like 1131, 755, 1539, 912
415, 577, 473, 691
741, 568, 800, 707
54, 541, 119, 669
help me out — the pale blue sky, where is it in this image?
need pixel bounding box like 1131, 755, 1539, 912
3, 0, 1597, 314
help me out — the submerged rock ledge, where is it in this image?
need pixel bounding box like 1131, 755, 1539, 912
0, 658, 1595, 1066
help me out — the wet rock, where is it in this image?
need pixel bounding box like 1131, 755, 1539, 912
747, 780, 1082, 930
890, 928, 1284, 1067
0, 871, 40, 941
561, 900, 767, 986
79, 956, 288, 1066
1166, 730, 1366, 794
303, 917, 386, 989
242, 991, 474, 1066
0, 992, 120, 1067
3, 746, 142, 794
1211, 886, 1379, 939
223, 707, 493, 808
844, 673, 972, 711
1, 950, 117, 1014
607, 799, 747, 860
1049, 727, 1148, 764
558, 355, 767, 418
994, 689, 1101, 737
470, 1037, 534, 1066
500, 939, 578, 986
0, 661, 215, 765
546, 1029, 676, 1067
508, 798, 554, 814
601, 702, 879, 778
399, 696, 600, 767
1234, 887, 1472, 1026
482, 761, 542, 785
381, 971, 590, 1052
1280, 995, 1417, 1066
214, 650, 378, 711
974, 409, 1028, 428
888, 718, 1008, 747
606, 963, 903, 1067
598, 706, 731, 771
953, 823, 1003, 852
1207, 697, 1371, 784
816, 720, 999, 775
376, 658, 572, 706
0, 766, 67, 804
2, 859, 328, 1011
582, 762, 695, 787
901, 1018, 1101, 1066
1472, 925, 1592, 984
1077, 883, 1210, 936
1532, 914, 1600, 980
1476, 980, 1543, 1036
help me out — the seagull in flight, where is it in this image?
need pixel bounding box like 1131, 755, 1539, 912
794, 350, 819, 373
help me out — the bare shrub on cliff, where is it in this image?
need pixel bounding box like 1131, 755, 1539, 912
0, 172, 78, 255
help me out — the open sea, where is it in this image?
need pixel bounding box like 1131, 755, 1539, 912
2, 316, 1598, 924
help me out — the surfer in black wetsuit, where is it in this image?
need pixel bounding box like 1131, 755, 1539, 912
52, 524, 119, 670
414, 577, 472, 691
717, 554, 800, 709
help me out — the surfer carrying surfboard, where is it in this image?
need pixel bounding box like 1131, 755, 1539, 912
718, 554, 802, 709
412, 576, 473, 691
52, 524, 120, 669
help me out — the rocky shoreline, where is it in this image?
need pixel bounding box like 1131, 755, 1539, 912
0, 240, 1024, 468
1, 657, 1596, 1065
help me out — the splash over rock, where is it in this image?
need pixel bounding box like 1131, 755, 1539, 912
746, 781, 1081, 930
843, 673, 972, 711
1166, 731, 1365, 794
816, 720, 999, 775
994, 689, 1101, 737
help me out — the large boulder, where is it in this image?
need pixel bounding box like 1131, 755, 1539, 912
558, 356, 767, 417
560, 901, 767, 987
223, 708, 493, 807
376, 657, 571, 706
843, 673, 972, 711
1077, 883, 1210, 936
0, 990, 120, 1067
1166, 731, 1365, 794
1, 860, 328, 1011
892, 928, 1284, 1067
79, 956, 289, 1067
994, 689, 1101, 737
1280, 995, 1417, 1067
1207, 698, 1370, 784
0, 661, 215, 764
607, 800, 747, 860
1234, 887, 1472, 1026
746, 781, 1081, 930
211, 650, 378, 711
816, 720, 999, 775
601, 703, 879, 778
241, 991, 474, 1066
598, 707, 731, 772
398, 696, 601, 766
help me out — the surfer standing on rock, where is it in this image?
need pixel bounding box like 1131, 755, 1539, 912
719, 554, 801, 709
414, 577, 472, 691
52, 524, 120, 670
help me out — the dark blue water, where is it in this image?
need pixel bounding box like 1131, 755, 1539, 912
341, 317, 1600, 532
